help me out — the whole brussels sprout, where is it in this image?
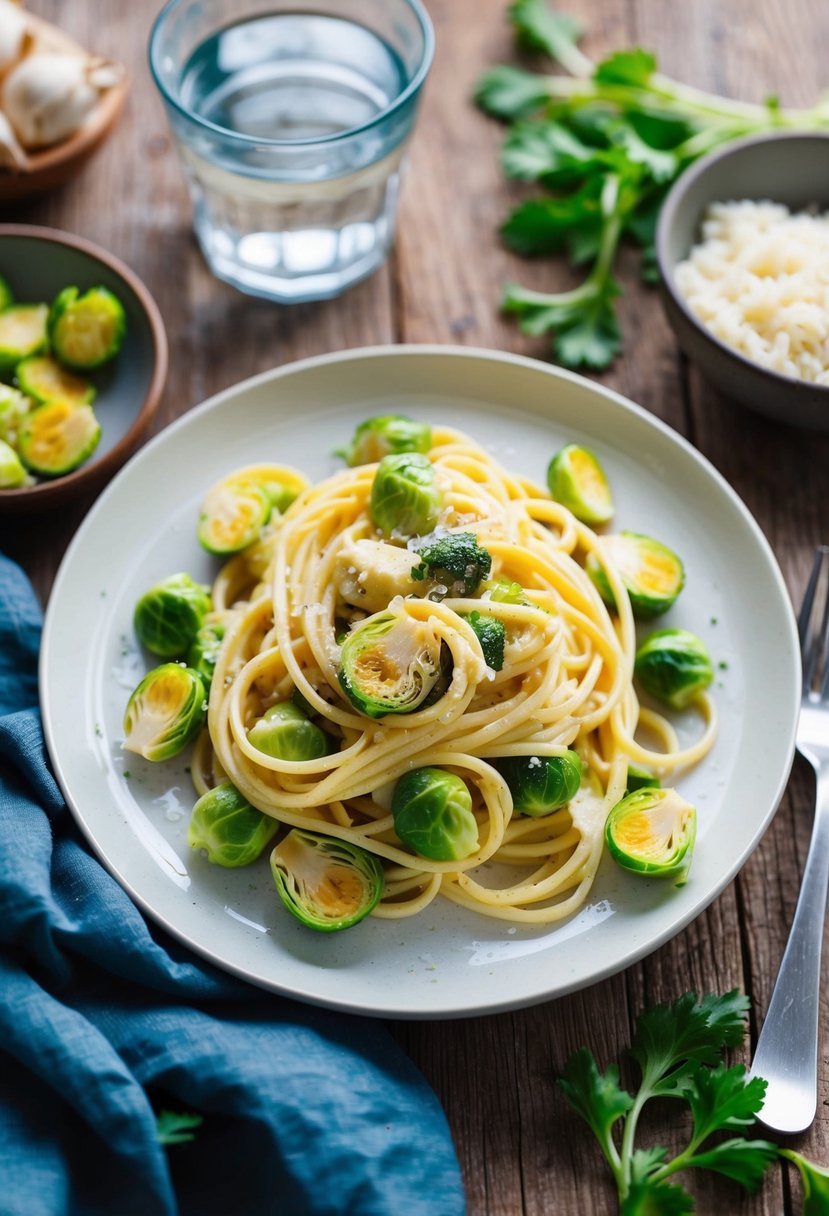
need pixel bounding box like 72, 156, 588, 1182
587, 533, 684, 619
187, 620, 225, 691
188, 781, 278, 867
547, 443, 613, 525
370, 452, 441, 539
494, 751, 582, 817
341, 415, 432, 466
338, 610, 448, 719
391, 767, 479, 861
605, 787, 696, 881
122, 663, 207, 761
247, 701, 329, 761
270, 829, 384, 931
134, 573, 212, 658
634, 628, 714, 710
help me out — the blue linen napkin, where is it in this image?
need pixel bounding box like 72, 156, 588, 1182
0, 553, 466, 1216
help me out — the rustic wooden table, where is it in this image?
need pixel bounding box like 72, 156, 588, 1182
4, 1, 829, 1211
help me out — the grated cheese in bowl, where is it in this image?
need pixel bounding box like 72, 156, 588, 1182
674, 200, 829, 385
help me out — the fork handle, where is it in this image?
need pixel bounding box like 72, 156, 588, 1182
751, 761, 829, 1134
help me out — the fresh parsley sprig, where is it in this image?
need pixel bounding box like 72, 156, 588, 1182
476, 0, 829, 370
558, 990, 783, 1213
155, 1108, 204, 1146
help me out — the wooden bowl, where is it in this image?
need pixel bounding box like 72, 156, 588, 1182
0, 13, 128, 202
0, 225, 167, 513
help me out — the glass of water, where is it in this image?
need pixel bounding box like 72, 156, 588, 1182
149, 0, 434, 303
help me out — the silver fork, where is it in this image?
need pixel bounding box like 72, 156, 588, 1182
751, 545, 829, 1134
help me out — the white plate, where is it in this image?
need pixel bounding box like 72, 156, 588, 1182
41, 347, 800, 1019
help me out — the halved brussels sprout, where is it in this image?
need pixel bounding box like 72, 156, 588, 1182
0, 303, 48, 372
338, 609, 446, 718
341, 415, 432, 466
0, 437, 27, 487
411, 531, 492, 597
370, 452, 441, 539
223, 464, 306, 514
0, 274, 13, 311
605, 787, 696, 881
547, 443, 614, 525
494, 751, 583, 817
47, 285, 126, 369
122, 663, 207, 761
197, 478, 272, 555
188, 781, 278, 867
15, 354, 96, 407
462, 610, 505, 671
391, 767, 479, 861
625, 765, 661, 796
587, 532, 684, 619
17, 400, 100, 476
270, 829, 384, 931
187, 620, 225, 691
134, 573, 212, 658
0, 384, 31, 446
247, 700, 329, 761
634, 628, 714, 710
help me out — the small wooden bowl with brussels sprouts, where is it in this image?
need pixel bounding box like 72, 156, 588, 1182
0, 225, 167, 513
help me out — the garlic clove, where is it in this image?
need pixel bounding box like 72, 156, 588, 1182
1, 51, 123, 150
0, 0, 30, 79
0, 106, 27, 169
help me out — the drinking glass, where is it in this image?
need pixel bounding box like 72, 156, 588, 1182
149, 0, 434, 303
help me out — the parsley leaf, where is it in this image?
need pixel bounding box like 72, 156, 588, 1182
509, 0, 590, 76
474, 66, 552, 121
594, 49, 658, 87
501, 183, 602, 256
155, 1109, 204, 1146
782, 1151, 829, 1213
556, 990, 786, 1212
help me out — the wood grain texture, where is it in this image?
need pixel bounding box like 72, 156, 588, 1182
5, 1, 829, 1212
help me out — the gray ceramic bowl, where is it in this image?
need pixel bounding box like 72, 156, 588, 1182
0, 225, 167, 513
656, 131, 829, 429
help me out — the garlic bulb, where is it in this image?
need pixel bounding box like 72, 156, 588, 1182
1, 52, 123, 150
0, 0, 29, 78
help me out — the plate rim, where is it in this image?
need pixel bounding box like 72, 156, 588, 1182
40, 344, 800, 1018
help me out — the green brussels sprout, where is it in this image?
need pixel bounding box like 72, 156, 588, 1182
188, 781, 278, 867
187, 620, 226, 691
47, 285, 126, 369
247, 700, 329, 761
16, 354, 96, 407
270, 829, 384, 931
18, 400, 101, 477
370, 452, 441, 539
122, 663, 207, 761
0, 437, 27, 488
338, 610, 447, 718
0, 384, 31, 446
482, 578, 529, 605
411, 531, 492, 597
605, 787, 696, 881
0, 303, 48, 372
587, 532, 684, 619
461, 610, 505, 671
391, 767, 479, 861
547, 443, 613, 525
197, 479, 272, 556
134, 573, 212, 659
494, 751, 582, 817
625, 765, 661, 796
341, 414, 432, 466
634, 628, 714, 710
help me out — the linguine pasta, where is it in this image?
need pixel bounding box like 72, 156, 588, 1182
192, 425, 716, 925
